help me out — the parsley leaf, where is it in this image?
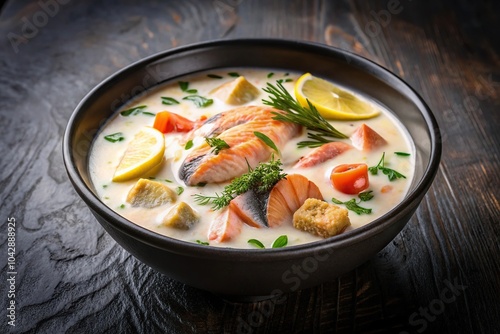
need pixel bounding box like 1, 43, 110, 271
104, 132, 125, 143
369, 152, 406, 181
248, 239, 265, 249
161, 97, 179, 105
183, 95, 213, 108
120, 105, 147, 116
272, 235, 288, 248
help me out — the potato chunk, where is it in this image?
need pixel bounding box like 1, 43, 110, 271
212, 76, 260, 105
162, 202, 200, 230
293, 198, 350, 238
126, 178, 176, 208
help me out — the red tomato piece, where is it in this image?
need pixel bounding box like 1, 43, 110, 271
330, 163, 369, 194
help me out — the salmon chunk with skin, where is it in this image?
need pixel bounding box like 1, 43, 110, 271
180, 106, 301, 186
208, 207, 244, 243
350, 123, 387, 151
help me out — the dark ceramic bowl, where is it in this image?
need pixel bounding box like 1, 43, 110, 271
63, 39, 441, 298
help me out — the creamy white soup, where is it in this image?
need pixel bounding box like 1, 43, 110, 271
89, 69, 415, 249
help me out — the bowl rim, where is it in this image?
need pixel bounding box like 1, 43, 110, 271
63, 38, 441, 260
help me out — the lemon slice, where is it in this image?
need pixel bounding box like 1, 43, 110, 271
112, 127, 165, 182
294, 73, 380, 120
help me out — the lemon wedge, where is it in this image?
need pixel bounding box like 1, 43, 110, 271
112, 127, 165, 182
294, 73, 380, 120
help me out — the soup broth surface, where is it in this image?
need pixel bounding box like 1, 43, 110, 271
89, 69, 415, 248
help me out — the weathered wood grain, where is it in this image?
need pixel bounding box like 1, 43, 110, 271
0, 0, 498, 333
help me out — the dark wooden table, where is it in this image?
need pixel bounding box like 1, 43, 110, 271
1, 0, 499, 333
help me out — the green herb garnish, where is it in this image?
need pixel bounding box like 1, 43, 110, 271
272, 235, 288, 248
248, 239, 265, 249
193, 157, 286, 210
142, 111, 156, 116
118, 204, 126, 209
254, 131, 280, 154
178, 81, 197, 94
161, 97, 180, 105
284, 78, 293, 83
262, 81, 347, 148
120, 105, 147, 116
176, 186, 184, 195
394, 151, 410, 156
267, 72, 274, 78
185, 139, 194, 150
104, 132, 125, 143
196, 240, 209, 245
207, 74, 223, 79
228, 72, 240, 77
183, 95, 213, 108
369, 152, 406, 181
358, 190, 374, 201
331, 197, 372, 215
206, 137, 230, 155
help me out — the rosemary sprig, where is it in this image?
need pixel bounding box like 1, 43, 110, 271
262, 81, 348, 148
206, 137, 230, 155
193, 157, 286, 210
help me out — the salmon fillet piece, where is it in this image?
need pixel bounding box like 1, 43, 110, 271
294, 142, 352, 168
180, 106, 300, 185
350, 123, 387, 151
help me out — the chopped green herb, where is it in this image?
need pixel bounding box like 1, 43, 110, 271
102, 184, 108, 189
161, 96, 180, 105
207, 74, 223, 79
248, 239, 265, 249
262, 81, 347, 148
118, 204, 126, 209
206, 137, 230, 155
104, 196, 110, 200
104, 132, 125, 143
148, 176, 156, 179
267, 72, 274, 78
183, 95, 213, 108
228, 72, 240, 77
193, 157, 286, 210
120, 105, 147, 116
164, 179, 173, 183
284, 72, 289, 76
120, 105, 154, 117
332, 197, 372, 215
185, 139, 194, 150
284, 78, 293, 83
179, 81, 189, 91
358, 190, 374, 202
186, 89, 198, 94
272, 235, 288, 248
196, 240, 209, 245
254, 131, 280, 154
394, 151, 411, 156
369, 152, 406, 181
176, 186, 184, 195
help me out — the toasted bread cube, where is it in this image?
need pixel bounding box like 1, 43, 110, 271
162, 202, 200, 230
126, 179, 176, 208
293, 198, 350, 238
212, 76, 260, 105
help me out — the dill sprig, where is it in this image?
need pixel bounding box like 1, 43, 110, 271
193, 157, 286, 210
262, 81, 348, 148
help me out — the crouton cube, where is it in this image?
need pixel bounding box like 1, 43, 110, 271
126, 178, 176, 208
293, 198, 350, 238
211, 76, 260, 105
162, 202, 200, 230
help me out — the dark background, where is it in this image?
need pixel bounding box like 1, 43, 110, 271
1, 0, 499, 333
